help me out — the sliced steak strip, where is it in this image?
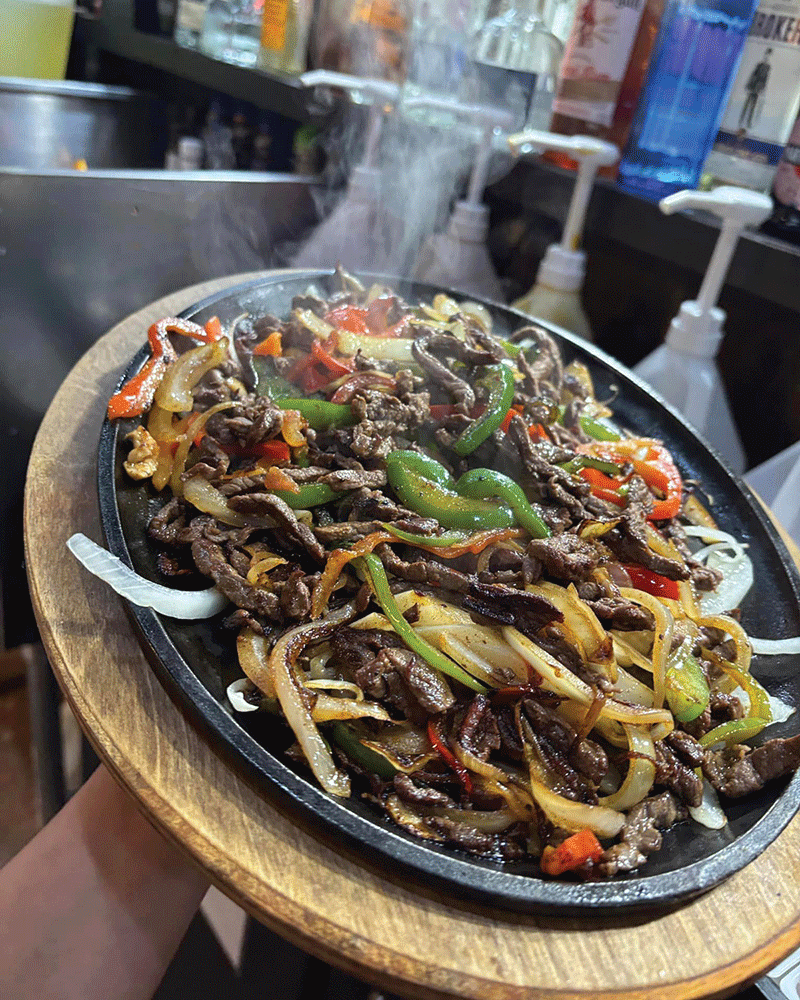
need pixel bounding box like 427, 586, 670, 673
191, 537, 280, 621
703, 734, 800, 798
377, 545, 473, 594
227, 492, 326, 565
462, 580, 563, 638
654, 741, 703, 807
526, 533, 603, 582
602, 506, 689, 581
456, 695, 500, 762
598, 791, 686, 876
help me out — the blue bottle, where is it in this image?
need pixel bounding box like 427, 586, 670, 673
618, 0, 759, 199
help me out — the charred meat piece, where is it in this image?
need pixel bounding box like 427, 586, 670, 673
227, 493, 326, 565
377, 545, 473, 594
526, 533, 603, 583
598, 791, 687, 876
456, 695, 501, 762
703, 735, 800, 798
191, 536, 281, 621
462, 580, 562, 638
602, 506, 689, 581
654, 741, 703, 807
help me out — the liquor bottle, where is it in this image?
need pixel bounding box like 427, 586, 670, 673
617, 0, 760, 200
549, 0, 665, 176
257, 0, 313, 74
704, 0, 800, 192
473, 0, 563, 131
174, 0, 207, 47
200, 0, 263, 67
761, 108, 800, 242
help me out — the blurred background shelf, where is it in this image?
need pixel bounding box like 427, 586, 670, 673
80, 16, 309, 121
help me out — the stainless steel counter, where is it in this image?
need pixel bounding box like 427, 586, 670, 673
0, 168, 317, 647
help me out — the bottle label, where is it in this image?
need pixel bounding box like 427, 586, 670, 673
773, 114, 800, 207
552, 0, 648, 127
712, 0, 800, 170
176, 0, 206, 33
261, 0, 289, 52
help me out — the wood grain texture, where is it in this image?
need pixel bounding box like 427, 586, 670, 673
24, 273, 800, 1000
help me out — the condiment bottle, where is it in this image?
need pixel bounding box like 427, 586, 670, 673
634, 185, 772, 473
506, 129, 619, 339
412, 104, 518, 300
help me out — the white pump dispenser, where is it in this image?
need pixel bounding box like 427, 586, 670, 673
634, 186, 771, 474
507, 130, 619, 339
293, 71, 397, 272
412, 104, 517, 300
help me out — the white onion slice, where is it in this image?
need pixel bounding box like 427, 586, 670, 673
67, 533, 228, 619
749, 636, 800, 656
689, 779, 727, 830
227, 678, 260, 712
768, 693, 796, 724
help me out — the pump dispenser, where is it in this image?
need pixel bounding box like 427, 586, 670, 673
507, 130, 618, 339
413, 104, 517, 300
293, 71, 398, 271
634, 186, 772, 474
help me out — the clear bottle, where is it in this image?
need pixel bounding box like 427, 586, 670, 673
257, 0, 313, 74
618, 0, 760, 199
704, 0, 800, 193
174, 0, 208, 48
473, 0, 563, 131
549, 0, 665, 178
200, 0, 263, 67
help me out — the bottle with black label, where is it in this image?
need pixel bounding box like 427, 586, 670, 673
762, 108, 800, 241
704, 0, 800, 192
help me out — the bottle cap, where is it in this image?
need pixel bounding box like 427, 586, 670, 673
536, 244, 585, 292
665, 301, 726, 357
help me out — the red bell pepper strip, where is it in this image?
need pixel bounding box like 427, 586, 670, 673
325, 304, 370, 335
253, 331, 282, 357
578, 439, 682, 521
221, 440, 291, 463
578, 467, 631, 507
107, 317, 223, 420
427, 719, 473, 796
311, 339, 354, 376
500, 405, 524, 434
623, 564, 681, 601
540, 829, 604, 876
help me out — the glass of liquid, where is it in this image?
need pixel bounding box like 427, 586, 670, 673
0, 0, 76, 79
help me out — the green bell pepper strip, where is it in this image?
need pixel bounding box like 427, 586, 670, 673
665, 652, 710, 723
580, 414, 621, 442
385, 452, 514, 532
453, 364, 516, 456
455, 468, 551, 539
357, 554, 487, 693
253, 356, 356, 430
555, 404, 622, 442
271, 483, 341, 509
330, 722, 398, 779
698, 717, 768, 748
381, 523, 469, 547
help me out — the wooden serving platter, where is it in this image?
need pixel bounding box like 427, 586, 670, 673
24, 273, 800, 1000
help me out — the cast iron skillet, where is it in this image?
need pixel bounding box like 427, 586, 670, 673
98, 270, 800, 916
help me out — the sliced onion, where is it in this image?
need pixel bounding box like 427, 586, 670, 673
227, 678, 261, 713
528, 770, 625, 838
698, 613, 752, 674
269, 604, 356, 798
154, 340, 229, 413
689, 779, 728, 830
598, 726, 656, 811
619, 588, 674, 709
504, 626, 673, 727
237, 628, 276, 699
750, 636, 800, 656
67, 533, 228, 618
310, 693, 391, 723
768, 693, 796, 724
